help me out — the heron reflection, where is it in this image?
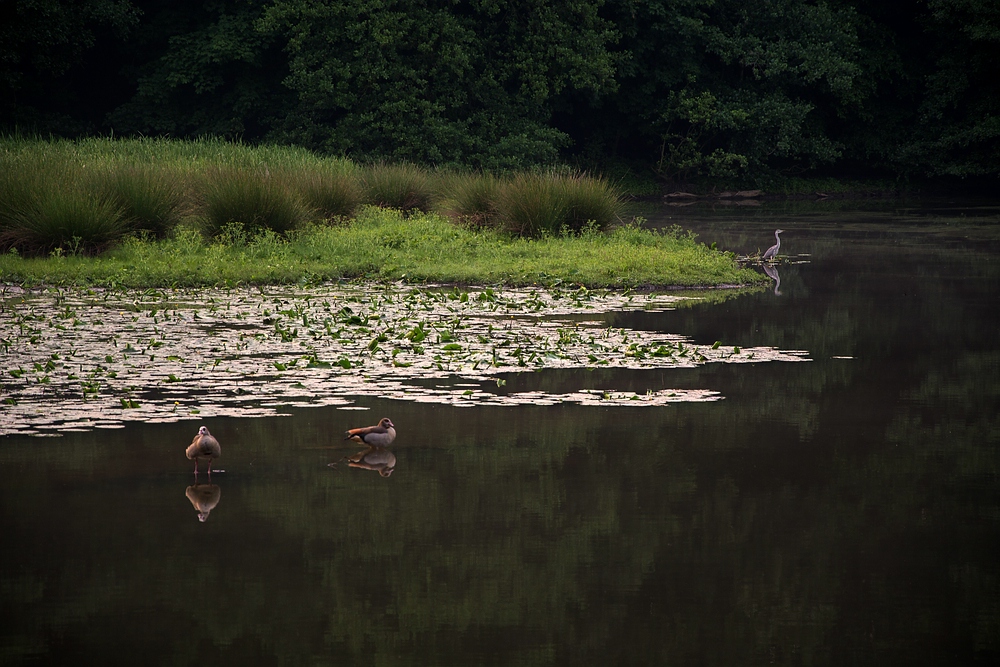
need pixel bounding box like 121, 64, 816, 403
185, 483, 221, 522
762, 262, 782, 295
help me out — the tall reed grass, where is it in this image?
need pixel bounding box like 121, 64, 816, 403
91, 165, 185, 237
0, 156, 128, 254
0, 137, 627, 256
200, 167, 308, 237
295, 163, 362, 220
495, 172, 624, 236
362, 163, 436, 212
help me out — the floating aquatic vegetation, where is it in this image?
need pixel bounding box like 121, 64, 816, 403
0, 283, 809, 436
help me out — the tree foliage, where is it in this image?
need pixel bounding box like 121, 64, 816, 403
259, 0, 618, 169
0, 0, 997, 180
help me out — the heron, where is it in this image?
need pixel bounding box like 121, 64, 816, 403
762, 229, 784, 261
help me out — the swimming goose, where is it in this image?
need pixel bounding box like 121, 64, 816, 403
186, 426, 221, 476
344, 417, 396, 447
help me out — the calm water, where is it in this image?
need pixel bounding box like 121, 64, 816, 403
2, 201, 998, 665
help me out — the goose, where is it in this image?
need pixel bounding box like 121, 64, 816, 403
762, 229, 784, 261
344, 417, 396, 447
186, 426, 221, 476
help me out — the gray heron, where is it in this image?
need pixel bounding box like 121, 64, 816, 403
762, 229, 784, 261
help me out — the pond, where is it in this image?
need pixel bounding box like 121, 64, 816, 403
1, 199, 998, 665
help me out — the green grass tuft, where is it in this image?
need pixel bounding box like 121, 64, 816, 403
91, 165, 185, 238
295, 163, 363, 221
362, 163, 435, 212
201, 167, 309, 237
439, 172, 502, 228
0, 157, 127, 254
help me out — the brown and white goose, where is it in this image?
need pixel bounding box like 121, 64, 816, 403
344, 417, 396, 448
186, 426, 221, 476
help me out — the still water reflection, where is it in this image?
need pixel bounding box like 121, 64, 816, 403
1, 200, 998, 665
185, 483, 222, 522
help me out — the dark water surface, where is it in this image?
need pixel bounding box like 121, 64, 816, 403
2, 201, 999, 665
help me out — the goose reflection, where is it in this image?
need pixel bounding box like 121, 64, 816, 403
332, 445, 396, 477
185, 483, 221, 522
762, 263, 782, 295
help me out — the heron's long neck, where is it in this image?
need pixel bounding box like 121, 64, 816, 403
774, 232, 781, 249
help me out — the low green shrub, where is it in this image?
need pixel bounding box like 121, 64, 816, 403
1, 188, 126, 255
495, 171, 624, 237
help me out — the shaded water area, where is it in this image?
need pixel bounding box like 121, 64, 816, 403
2, 199, 999, 665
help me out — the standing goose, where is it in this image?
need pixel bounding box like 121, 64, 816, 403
186, 426, 221, 476
344, 417, 396, 447
762, 229, 784, 261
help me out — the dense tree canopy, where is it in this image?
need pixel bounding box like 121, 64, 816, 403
1, 0, 997, 181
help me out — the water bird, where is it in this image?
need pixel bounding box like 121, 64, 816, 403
186, 426, 221, 476
344, 417, 396, 447
762, 229, 784, 261
185, 483, 221, 522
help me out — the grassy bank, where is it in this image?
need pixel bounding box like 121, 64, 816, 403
0, 207, 759, 288
0, 137, 760, 288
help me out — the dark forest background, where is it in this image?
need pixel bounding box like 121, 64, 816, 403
2, 0, 998, 186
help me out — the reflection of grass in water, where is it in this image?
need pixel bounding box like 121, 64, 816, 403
0, 207, 762, 288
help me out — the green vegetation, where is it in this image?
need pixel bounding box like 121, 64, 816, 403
2, 0, 996, 185
0, 206, 757, 288
0, 137, 756, 287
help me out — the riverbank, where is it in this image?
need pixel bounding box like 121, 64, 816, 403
0, 207, 761, 289
0, 137, 761, 289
